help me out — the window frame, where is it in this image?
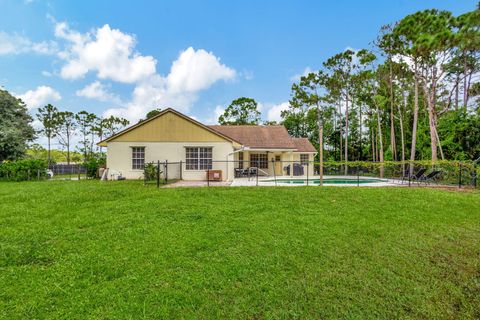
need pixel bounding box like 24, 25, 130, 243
185, 147, 213, 171
238, 152, 244, 169
300, 154, 309, 166
131, 146, 145, 170
250, 153, 268, 169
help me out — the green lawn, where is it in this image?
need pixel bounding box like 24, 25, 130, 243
0, 181, 479, 319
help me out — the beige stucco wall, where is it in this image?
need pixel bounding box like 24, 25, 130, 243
106, 141, 235, 181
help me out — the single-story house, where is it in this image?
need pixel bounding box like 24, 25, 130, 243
98, 108, 316, 181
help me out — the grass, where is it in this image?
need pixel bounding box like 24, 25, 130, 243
0, 181, 479, 319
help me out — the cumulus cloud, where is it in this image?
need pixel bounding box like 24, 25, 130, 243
203, 105, 225, 124
104, 47, 236, 122
266, 102, 289, 122
167, 47, 235, 93
0, 31, 57, 55
18, 85, 61, 109
76, 81, 120, 103
55, 22, 157, 83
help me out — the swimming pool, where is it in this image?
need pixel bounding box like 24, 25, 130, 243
260, 178, 388, 185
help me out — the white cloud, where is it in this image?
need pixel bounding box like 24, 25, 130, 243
0, 31, 57, 55
55, 22, 157, 83
166, 47, 235, 93
291, 67, 313, 82
76, 81, 120, 103
104, 47, 236, 122
18, 85, 61, 109
203, 105, 225, 124
41, 70, 52, 77
266, 102, 289, 122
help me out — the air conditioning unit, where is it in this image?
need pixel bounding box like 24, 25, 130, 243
207, 170, 222, 181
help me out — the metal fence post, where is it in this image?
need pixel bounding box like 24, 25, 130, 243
256, 160, 259, 187
156, 160, 160, 188
165, 160, 168, 184
357, 165, 360, 187
458, 162, 462, 189
306, 161, 309, 186
207, 168, 210, 187
180, 160, 183, 180
272, 158, 277, 186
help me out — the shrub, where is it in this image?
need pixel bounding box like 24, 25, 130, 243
144, 162, 158, 181
0, 159, 48, 181
83, 156, 106, 178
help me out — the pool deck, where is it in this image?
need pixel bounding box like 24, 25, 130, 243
231, 175, 401, 187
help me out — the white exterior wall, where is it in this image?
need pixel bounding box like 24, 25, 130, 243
106, 141, 235, 181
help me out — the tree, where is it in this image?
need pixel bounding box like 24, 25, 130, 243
75, 111, 98, 160
146, 108, 162, 119
218, 97, 261, 125
37, 104, 59, 166
102, 116, 130, 137
54, 111, 77, 164
0, 89, 35, 161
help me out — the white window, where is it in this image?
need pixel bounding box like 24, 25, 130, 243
132, 147, 145, 170
300, 154, 309, 165
250, 154, 268, 169
186, 147, 212, 170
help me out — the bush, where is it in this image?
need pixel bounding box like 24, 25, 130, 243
83, 156, 106, 178
0, 159, 48, 181
144, 162, 158, 181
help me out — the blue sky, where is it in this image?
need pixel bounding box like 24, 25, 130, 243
0, 0, 476, 129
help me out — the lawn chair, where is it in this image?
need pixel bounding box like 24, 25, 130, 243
234, 168, 248, 178
401, 168, 427, 184
420, 170, 442, 185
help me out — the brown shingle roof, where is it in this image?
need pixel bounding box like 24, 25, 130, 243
291, 138, 317, 152
208, 125, 316, 152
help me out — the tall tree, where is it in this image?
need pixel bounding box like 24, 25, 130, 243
218, 97, 261, 125
0, 89, 35, 161
54, 111, 77, 164
75, 111, 98, 160
36, 104, 59, 166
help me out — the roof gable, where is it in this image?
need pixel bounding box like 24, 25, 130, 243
98, 109, 239, 145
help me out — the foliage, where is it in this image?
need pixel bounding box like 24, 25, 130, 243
0, 159, 47, 181
83, 155, 106, 178
218, 97, 261, 125
143, 162, 158, 181
282, 5, 479, 164
0, 181, 479, 318
0, 89, 35, 161
36, 104, 59, 165
26, 144, 83, 164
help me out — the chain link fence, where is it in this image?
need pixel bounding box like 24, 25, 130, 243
142, 160, 478, 189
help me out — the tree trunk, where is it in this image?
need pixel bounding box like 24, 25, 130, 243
423, 79, 438, 162
455, 73, 460, 111
371, 127, 375, 162
463, 52, 468, 110
409, 61, 420, 176
318, 105, 323, 186
47, 135, 51, 167
344, 93, 349, 175
399, 92, 406, 176
389, 61, 397, 161
376, 104, 384, 178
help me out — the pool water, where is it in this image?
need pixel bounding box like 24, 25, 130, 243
261, 178, 387, 185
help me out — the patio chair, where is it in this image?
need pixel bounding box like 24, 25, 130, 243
234, 168, 248, 178
420, 170, 442, 185
401, 168, 427, 184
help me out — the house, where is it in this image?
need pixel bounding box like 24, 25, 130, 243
98, 108, 316, 181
